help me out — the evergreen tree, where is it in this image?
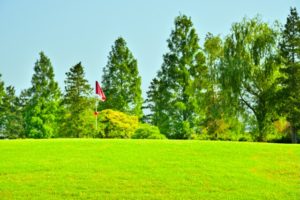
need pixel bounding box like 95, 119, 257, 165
101, 37, 143, 118
220, 17, 281, 141
1, 86, 24, 138
0, 74, 4, 102
62, 62, 94, 137
145, 77, 171, 132
23, 52, 61, 138
146, 15, 207, 138
0, 74, 6, 135
279, 7, 300, 143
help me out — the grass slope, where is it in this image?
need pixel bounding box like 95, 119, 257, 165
0, 139, 299, 200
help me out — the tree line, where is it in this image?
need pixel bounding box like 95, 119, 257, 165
0, 8, 299, 142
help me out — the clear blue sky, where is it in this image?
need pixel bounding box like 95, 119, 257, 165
0, 0, 298, 96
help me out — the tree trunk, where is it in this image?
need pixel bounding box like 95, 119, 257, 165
255, 112, 266, 142
257, 122, 265, 142
291, 125, 298, 144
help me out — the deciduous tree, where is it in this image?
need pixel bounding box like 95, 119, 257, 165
220, 17, 281, 141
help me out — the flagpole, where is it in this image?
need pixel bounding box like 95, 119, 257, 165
95, 97, 98, 130
95, 80, 106, 131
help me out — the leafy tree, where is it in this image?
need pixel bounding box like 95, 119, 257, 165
146, 15, 207, 138
204, 33, 223, 83
62, 62, 95, 137
220, 17, 281, 141
23, 52, 62, 138
203, 33, 226, 138
204, 33, 245, 139
101, 37, 143, 118
279, 7, 300, 143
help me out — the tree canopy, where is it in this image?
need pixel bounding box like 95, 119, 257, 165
146, 15, 207, 138
220, 17, 281, 141
279, 7, 300, 143
62, 62, 95, 137
23, 52, 61, 138
0, 9, 299, 142
100, 37, 143, 118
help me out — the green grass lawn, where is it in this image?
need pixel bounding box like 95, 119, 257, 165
0, 139, 299, 200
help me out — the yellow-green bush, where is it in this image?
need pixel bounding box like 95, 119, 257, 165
132, 123, 166, 139
97, 109, 138, 138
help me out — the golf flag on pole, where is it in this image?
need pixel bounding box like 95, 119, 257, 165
96, 81, 106, 101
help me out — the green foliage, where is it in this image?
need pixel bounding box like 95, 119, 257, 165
202, 33, 246, 140
63, 62, 92, 105
206, 118, 229, 139
146, 15, 206, 139
220, 17, 281, 141
0, 78, 24, 139
279, 7, 300, 64
61, 105, 96, 138
0, 74, 6, 134
61, 62, 95, 137
132, 123, 166, 139
97, 109, 138, 138
278, 7, 300, 143
204, 32, 223, 82
0, 74, 4, 103
101, 37, 143, 118
1, 10, 300, 143
0, 86, 24, 138
144, 77, 170, 131
196, 117, 249, 141
23, 52, 62, 138
273, 117, 290, 135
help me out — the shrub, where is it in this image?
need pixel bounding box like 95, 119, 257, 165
60, 108, 96, 138
132, 124, 166, 139
97, 109, 138, 138
147, 133, 167, 139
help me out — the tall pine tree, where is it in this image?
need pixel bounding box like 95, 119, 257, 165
279, 7, 300, 143
62, 62, 94, 137
1, 86, 24, 138
0, 74, 6, 135
23, 52, 61, 138
100, 37, 143, 118
146, 15, 207, 138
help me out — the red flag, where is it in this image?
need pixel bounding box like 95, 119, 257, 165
95, 81, 106, 101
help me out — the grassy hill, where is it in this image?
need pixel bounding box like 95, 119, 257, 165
0, 139, 299, 199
